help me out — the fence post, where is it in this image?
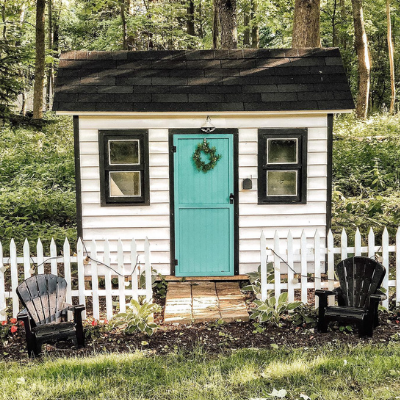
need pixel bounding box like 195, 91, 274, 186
91, 240, 100, 320
50, 238, 57, 275
77, 238, 86, 320
355, 228, 361, 256
341, 229, 348, 260
396, 227, 400, 306
0, 242, 5, 321
287, 230, 294, 303
10, 239, 19, 318
104, 239, 113, 321
368, 228, 375, 259
131, 239, 138, 302
117, 239, 126, 313
23, 239, 31, 279
314, 230, 321, 308
273, 231, 281, 301
37, 239, 44, 275
382, 228, 389, 309
63, 238, 72, 308
327, 230, 334, 306
145, 237, 152, 302
300, 230, 307, 304
260, 231, 267, 302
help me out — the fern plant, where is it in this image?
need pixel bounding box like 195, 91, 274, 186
110, 299, 162, 336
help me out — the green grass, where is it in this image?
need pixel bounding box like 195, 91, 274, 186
1, 344, 400, 399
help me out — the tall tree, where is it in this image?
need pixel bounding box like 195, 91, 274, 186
187, 0, 195, 36
292, 0, 321, 48
352, 0, 370, 119
120, 0, 128, 50
214, 0, 237, 49
387, 0, 395, 113
251, 0, 258, 48
33, 0, 46, 119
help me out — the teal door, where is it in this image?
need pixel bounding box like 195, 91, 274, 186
173, 134, 234, 276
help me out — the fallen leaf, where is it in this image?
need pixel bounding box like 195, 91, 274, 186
300, 394, 311, 400
268, 388, 287, 398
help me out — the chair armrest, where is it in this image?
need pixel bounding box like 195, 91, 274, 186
370, 292, 387, 302
64, 304, 86, 312
17, 309, 29, 321
315, 289, 336, 298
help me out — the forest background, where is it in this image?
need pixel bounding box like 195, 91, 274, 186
1, 0, 400, 251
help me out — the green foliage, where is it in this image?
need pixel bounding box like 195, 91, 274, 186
242, 263, 274, 297
0, 114, 76, 252
250, 292, 301, 326
289, 303, 318, 328
332, 113, 400, 240
138, 268, 168, 299
110, 299, 161, 336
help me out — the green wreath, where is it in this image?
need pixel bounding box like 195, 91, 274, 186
192, 140, 222, 173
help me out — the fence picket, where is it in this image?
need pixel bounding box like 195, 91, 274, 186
131, 239, 138, 302
273, 231, 281, 301
260, 231, 267, 301
91, 240, 100, 320
314, 230, 321, 308
287, 230, 294, 303
341, 229, 348, 260
104, 239, 113, 321
10, 239, 19, 317
23, 239, 31, 279
397, 228, 400, 305
77, 238, 86, 320
63, 238, 72, 308
37, 239, 44, 275
117, 239, 126, 313
0, 242, 5, 321
50, 238, 57, 275
145, 237, 152, 302
368, 228, 375, 258
355, 228, 361, 256
327, 230, 334, 294
300, 230, 307, 304
382, 228, 389, 309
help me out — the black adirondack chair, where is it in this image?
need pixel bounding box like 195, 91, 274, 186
315, 256, 386, 337
16, 274, 85, 357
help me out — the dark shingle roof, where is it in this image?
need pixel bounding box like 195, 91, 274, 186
53, 48, 354, 113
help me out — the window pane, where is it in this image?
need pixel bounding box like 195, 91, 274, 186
267, 138, 297, 164
267, 170, 297, 196
109, 171, 141, 197
109, 140, 140, 165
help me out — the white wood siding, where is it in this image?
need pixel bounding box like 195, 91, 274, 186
79, 114, 328, 275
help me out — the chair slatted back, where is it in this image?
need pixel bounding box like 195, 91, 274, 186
336, 257, 385, 308
17, 274, 68, 325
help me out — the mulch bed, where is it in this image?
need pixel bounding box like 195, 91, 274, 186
2, 310, 400, 362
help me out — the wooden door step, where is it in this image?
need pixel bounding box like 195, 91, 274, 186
163, 281, 249, 324
161, 275, 249, 282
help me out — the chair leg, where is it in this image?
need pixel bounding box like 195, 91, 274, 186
317, 317, 328, 333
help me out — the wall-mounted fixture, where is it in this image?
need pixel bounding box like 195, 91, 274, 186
243, 178, 252, 190
201, 116, 216, 133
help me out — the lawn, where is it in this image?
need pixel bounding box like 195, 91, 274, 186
1, 344, 400, 400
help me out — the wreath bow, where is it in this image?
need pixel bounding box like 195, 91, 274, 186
192, 140, 222, 173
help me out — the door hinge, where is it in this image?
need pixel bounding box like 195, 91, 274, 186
174, 259, 178, 266
172, 145, 177, 153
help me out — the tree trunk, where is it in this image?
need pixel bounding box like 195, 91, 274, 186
251, 0, 258, 48
46, 0, 53, 111
352, 0, 370, 119
121, 0, 128, 50
339, 0, 347, 49
387, 0, 395, 113
33, 0, 46, 120
212, 0, 219, 49
243, 12, 250, 47
292, 0, 321, 48
2, 0, 6, 39
187, 0, 195, 36
332, 0, 337, 47
215, 0, 237, 49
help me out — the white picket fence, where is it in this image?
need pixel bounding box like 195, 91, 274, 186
0, 237, 153, 322
260, 227, 400, 309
